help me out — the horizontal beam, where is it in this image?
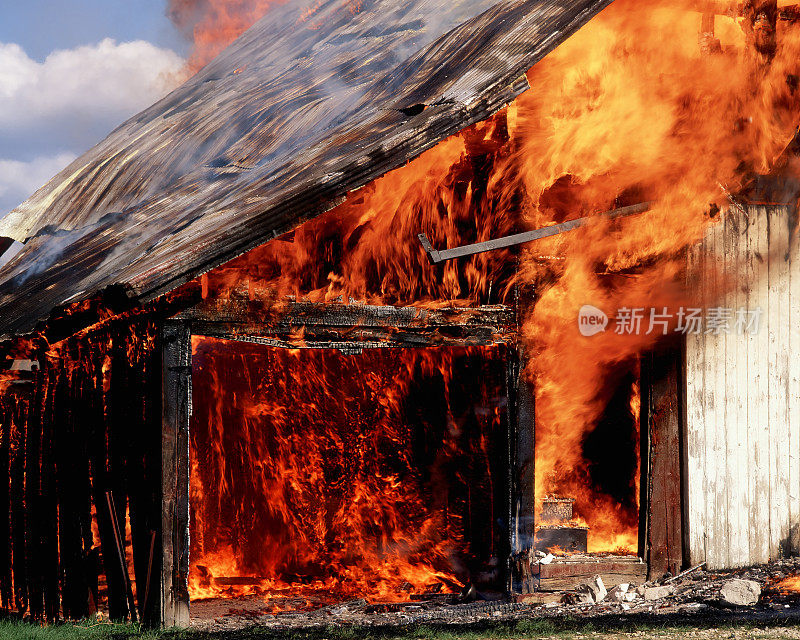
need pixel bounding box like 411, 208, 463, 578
176, 299, 514, 326
190, 328, 510, 350
418, 202, 652, 264
175, 299, 517, 348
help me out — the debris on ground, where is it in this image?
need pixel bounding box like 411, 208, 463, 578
643, 584, 675, 600
570, 575, 608, 605
189, 556, 800, 632
720, 579, 762, 606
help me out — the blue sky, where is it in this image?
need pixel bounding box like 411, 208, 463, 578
0, 1, 191, 219
0, 1, 188, 61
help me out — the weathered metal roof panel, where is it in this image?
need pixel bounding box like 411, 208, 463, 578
0, 0, 613, 338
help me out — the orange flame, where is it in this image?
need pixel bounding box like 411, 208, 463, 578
516, 0, 800, 552
167, 0, 285, 73
189, 339, 507, 603
775, 575, 800, 592
194, 0, 800, 561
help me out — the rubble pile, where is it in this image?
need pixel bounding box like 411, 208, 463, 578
189, 557, 800, 632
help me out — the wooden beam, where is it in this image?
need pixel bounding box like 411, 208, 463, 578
537, 555, 647, 591
177, 300, 516, 348
161, 321, 191, 627
641, 347, 685, 579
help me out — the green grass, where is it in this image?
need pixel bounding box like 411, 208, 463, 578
0, 619, 579, 640
0, 617, 617, 640
0, 618, 165, 640
0, 617, 797, 640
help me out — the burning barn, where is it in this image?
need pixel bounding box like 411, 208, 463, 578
0, 0, 799, 628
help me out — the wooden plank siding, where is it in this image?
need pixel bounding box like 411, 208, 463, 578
0, 320, 164, 623
685, 204, 799, 568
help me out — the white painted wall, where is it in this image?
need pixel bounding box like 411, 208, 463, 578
685, 205, 800, 569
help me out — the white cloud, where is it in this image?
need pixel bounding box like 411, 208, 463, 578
0, 38, 184, 132
0, 152, 78, 204
0, 38, 184, 217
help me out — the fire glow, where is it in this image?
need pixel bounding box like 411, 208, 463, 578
775, 574, 800, 592
183, 0, 800, 601
189, 339, 507, 602
167, 0, 283, 73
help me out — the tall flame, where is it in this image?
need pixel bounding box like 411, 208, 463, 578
194, 0, 800, 562
514, 0, 800, 550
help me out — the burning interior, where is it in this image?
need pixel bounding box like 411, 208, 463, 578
189, 339, 510, 604
2, 0, 800, 626
178, 296, 644, 609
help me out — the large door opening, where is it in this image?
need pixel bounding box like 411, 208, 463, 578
188, 337, 510, 610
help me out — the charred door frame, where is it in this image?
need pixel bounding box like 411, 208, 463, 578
161, 299, 524, 625
639, 343, 687, 579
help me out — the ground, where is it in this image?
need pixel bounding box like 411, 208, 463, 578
3, 616, 800, 640
5, 559, 800, 639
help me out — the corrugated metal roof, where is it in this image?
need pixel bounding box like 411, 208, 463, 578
0, 0, 613, 338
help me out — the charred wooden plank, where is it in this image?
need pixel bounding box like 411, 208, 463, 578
78, 354, 102, 617
0, 397, 11, 609
55, 364, 90, 621
85, 339, 128, 621
24, 373, 46, 619
40, 371, 59, 621
141, 326, 164, 628
180, 300, 516, 347
105, 336, 134, 621
122, 324, 164, 626
10, 392, 28, 614
641, 348, 685, 579
178, 298, 515, 328
0, 0, 613, 339
191, 326, 510, 349
161, 321, 191, 627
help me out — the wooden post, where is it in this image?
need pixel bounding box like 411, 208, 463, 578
507, 342, 536, 594
698, 13, 721, 54
512, 350, 536, 552
641, 347, 685, 579
742, 0, 778, 64
161, 321, 191, 627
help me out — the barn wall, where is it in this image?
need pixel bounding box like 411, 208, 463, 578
0, 321, 164, 623
685, 204, 800, 569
